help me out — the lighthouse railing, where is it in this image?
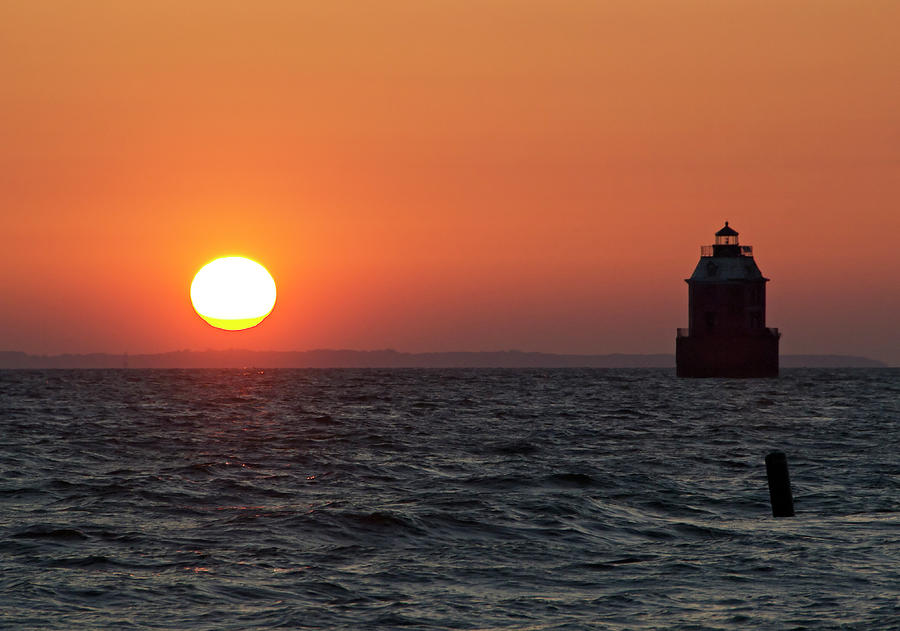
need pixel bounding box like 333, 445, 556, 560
677, 327, 779, 338
700, 244, 754, 257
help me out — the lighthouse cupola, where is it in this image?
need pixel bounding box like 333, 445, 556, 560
713, 221, 741, 256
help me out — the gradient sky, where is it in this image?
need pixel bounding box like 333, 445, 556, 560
2, 1, 898, 364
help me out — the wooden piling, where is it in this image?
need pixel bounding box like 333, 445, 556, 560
765, 451, 795, 517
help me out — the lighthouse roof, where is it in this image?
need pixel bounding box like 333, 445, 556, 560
715, 221, 739, 237
688, 256, 767, 282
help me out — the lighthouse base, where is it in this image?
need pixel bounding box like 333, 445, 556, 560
676, 332, 779, 378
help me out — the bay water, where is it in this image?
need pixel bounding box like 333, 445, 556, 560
1, 368, 898, 629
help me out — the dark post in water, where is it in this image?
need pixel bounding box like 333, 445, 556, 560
765, 451, 795, 517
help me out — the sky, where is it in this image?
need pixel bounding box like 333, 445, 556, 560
1, 1, 898, 364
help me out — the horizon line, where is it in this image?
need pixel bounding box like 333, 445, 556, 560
0, 348, 890, 369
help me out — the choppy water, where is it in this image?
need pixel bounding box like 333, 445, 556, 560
1, 368, 898, 630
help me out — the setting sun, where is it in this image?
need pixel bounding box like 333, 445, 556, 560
190, 257, 276, 331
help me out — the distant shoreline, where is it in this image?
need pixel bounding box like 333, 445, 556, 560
0, 350, 888, 369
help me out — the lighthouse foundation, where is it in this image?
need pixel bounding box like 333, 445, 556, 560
676, 330, 779, 378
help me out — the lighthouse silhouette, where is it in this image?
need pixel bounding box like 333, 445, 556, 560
676, 222, 780, 377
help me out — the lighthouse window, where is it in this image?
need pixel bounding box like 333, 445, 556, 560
705, 312, 716, 330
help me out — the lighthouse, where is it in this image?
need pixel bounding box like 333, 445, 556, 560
676, 222, 780, 377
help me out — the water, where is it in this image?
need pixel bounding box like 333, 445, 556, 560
1, 368, 898, 629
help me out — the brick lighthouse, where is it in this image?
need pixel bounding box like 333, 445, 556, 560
676, 222, 780, 377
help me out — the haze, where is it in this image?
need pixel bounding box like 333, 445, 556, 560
2, 1, 898, 365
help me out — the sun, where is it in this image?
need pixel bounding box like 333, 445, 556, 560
190, 257, 277, 331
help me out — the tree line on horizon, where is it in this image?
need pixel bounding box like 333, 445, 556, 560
0, 350, 887, 369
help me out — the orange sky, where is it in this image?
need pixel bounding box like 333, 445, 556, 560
2, 1, 898, 364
